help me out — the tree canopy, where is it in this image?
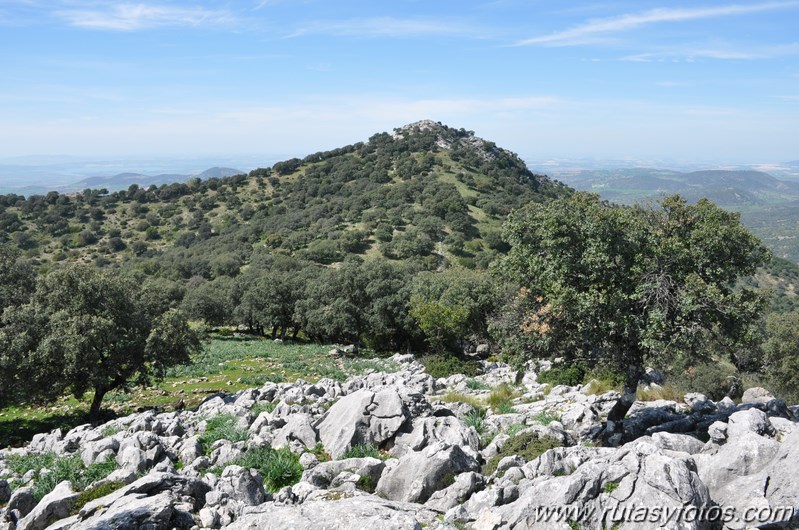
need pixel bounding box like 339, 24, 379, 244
496, 193, 770, 441
0, 266, 202, 420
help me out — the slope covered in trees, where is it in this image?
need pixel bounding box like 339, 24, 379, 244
0, 120, 569, 274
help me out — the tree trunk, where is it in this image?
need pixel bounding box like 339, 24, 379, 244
291, 326, 299, 340
89, 387, 107, 424
271, 325, 278, 339
604, 363, 644, 445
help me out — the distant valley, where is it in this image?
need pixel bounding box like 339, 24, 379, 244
552, 166, 799, 264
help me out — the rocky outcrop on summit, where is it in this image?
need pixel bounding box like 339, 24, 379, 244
0, 353, 797, 530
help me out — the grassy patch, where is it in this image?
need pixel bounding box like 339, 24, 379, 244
226, 447, 302, 493
603, 481, 620, 494
199, 414, 248, 452
637, 383, 684, 402
250, 402, 277, 416
487, 384, 519, 414
0, 337, 399, 449
341, 443, 386, 460
505, 423, 527, 437
463, 409, 487, 435
532, 412, 560, 426
6, 453, 118, 501
440, 391, 485, 410
482, 431, 562, 476
465, 379, 489, 391
71, 481, 125, 515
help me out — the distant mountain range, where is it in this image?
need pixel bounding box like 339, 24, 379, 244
4, 167, 243, 196
557, 167, 799, 263
558, 168, 799, 207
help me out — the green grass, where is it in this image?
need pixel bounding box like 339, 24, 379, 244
440, 391, 485, 410
199, 414, 248, 453
532, 412, 560, 426
0, 336, 399, 448
603, 481, 620, 494
6, 453, 118, 501
341, 443, 386, 460
462, 409, 487, 435
225, 446, 303, 493
482, 431, 563, 476
487, 383, 519, 414
71, 481, 125, 515
251, 402, 277, 416
505, 423, 527, 437
465, 378, 490, 391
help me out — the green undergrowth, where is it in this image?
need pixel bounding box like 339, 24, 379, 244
6, 453, 119, 501
199, 414, 248, 453
482, 431, 563, 476
420, 354, 481, 379
223, 446, 303, 493
71, 481, 125, 514
342, 443, 387, 460
0, 336, 398, 448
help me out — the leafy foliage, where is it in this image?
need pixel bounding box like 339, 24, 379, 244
482, 431, 562, 476
226, 446, 303, 493
496, 193, 769, 432
0, 266, 202, 418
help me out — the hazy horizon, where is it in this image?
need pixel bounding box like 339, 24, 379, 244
1, 1, 797, 162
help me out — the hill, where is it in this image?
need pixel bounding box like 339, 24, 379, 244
0, 121, 569, 274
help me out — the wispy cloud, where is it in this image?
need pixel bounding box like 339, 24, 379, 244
288, 17, 479, 39
622, 42, 799, 62
57, 3, 236, 31
516, 2, 799, 46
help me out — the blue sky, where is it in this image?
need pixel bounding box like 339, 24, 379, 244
0, 0, 797, 162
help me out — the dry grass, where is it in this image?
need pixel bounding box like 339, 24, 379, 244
637, 383, 684, 402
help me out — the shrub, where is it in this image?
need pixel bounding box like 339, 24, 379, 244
421, 354, 481, 378
537, 363, 585, 387
483, 431, 562, 476
675, 361, 739, 401
200, 414, 248, 452
463, 409, 487, 434
228, 447, 302, 493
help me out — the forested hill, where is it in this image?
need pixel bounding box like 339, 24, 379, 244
0, 120, 571, 275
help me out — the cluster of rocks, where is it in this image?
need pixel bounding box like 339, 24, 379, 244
0, 354, 797, 529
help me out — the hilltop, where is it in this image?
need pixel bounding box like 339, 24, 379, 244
0, 121, 570, 273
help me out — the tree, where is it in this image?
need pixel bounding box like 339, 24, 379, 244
762, 312, 799, 402
497, 193, 768, 442
297, 258, 415, 351
0, 244, 35, 311
0, 266, 202, 420
410, 268, 499, 353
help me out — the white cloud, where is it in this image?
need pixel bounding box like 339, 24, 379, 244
622, 43, 799, 62
288, 17, 480, 38
57, 3, 236, 31
516, 2, 799, 46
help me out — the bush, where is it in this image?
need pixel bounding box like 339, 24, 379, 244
463, 409, 487, 434
537, 363, 585, 387
200, 414, 248, 452
674, 362, 738, 401
228, 447, 302, 493
421, 354, 481, 378
483, 431, 562, 476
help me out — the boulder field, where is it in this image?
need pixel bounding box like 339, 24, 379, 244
1, 354, 796, 530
